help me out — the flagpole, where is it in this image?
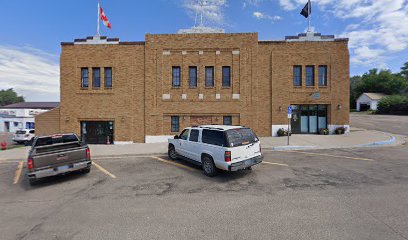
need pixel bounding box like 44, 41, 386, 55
308, 0, 311, 32
97, 0, 100, 36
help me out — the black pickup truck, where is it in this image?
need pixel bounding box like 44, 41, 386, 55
27, 134, 91, 185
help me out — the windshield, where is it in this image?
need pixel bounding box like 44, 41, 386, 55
225, 128, 259, 147
34, 134, 79, 147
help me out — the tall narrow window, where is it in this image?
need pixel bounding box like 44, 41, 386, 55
222, 66, 231, 87
223, 116, 232, 125
172, 67, 181, 88
171, 116, 179, 132
205, 66, 214, 87
306, 66, 315, 86
104, 67, 112, 88
81, 68, 89, 88
293, 66, 302, 86
318, 65, 327, 86
189, 66, 197, 88
92, 67, 101, 88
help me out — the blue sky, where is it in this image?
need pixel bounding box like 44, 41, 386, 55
0, 0, 407, 101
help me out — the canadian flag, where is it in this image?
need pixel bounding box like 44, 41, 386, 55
100, 6, 112, 29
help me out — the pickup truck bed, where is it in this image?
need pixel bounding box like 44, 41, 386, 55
27, 134, 91, 185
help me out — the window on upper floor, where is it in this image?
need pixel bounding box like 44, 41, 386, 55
93, 67, 101, 88
171, 116, 179, 132
105, 67, 112, 88
222, 66, 231, 87
81, 68, 89, 88
172, 67, 181, 88
189, 66, 197, 88
306, 66, 315, 86
318, 65, 328, 86
293, 66, 302, 86
205, 66, 214, 87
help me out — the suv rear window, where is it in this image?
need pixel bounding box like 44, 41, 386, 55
16, 130, 26, 134
225, 128, 258, 147
202, 129, 227, 147
34, 134, 79, 147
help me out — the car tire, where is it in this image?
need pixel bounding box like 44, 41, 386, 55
168, 145, 178, 160
82, 166, 91, 174
29, 178, 38, 186
202, 156, 218, 177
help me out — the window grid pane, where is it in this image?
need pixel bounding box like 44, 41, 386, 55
223, 116, 232, 125
93, 68, 101, 88
293, 66, 302, 86
189, 67, 197, 87
81, 68, 89, 88
222, 66, 231, 87
171, 116, 179, 132
318, 66, 327, 86
172, 67, 181, 87
105, 67, 112, 88
205, 67, 214, 87
306, 66, 315, 86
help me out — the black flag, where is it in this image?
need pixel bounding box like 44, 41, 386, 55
300, 1, 311, 18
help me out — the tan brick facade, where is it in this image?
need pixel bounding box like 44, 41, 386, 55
35, 107, 61, 136
38, 32, 349, 143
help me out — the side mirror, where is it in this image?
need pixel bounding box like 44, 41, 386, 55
174, 135, 180, 139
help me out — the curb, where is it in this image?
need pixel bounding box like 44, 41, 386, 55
266, 146, 317, 151
357, 135, 397, 147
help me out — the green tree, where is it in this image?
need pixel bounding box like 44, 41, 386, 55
401, 62, 408, 80
0, 88, 25, 106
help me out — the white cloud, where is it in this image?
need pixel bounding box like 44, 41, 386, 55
277, 0, 408, 68
253, 11, 282, 21
0, 45, 59, 101
183, 0, 227, 25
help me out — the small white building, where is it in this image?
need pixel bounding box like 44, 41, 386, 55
0, 102, 59, 133
356, 93, 388, 111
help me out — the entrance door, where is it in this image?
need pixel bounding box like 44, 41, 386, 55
291, 105, 327, 134
4, 122, 10, 132
190, 116, 212, 126
81, 121, 114, 144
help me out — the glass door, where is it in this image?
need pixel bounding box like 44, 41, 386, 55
291, 105, 301, 134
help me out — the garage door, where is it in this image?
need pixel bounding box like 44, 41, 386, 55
190, 116, 212, 126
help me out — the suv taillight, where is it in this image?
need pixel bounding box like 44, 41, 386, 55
27, 158, 33, 170
224, 151, 231, 162
86, 148, 91, 160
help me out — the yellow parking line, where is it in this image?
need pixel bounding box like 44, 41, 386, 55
282, 150, 375, 161
92, 161, 116, 179
262, 161, 289, 167
151, 156, 195, 171
13, 161, 24, 184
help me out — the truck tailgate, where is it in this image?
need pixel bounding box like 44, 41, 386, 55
32, 145, 88, 170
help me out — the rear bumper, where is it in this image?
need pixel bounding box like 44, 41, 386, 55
228, 155, 263, 171
28, 160, 91, 179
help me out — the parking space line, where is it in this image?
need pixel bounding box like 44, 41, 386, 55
279, 150, 375, 161
13, 161, 24, 184
151, 156, 196, 171
92, 161, 116, 179
262, 161, 289, 167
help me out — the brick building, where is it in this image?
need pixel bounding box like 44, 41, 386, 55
36, 32, 350, 144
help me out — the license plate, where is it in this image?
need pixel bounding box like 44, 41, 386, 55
58, 165, 70, 171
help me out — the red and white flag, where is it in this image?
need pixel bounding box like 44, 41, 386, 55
100, 6, 112, 29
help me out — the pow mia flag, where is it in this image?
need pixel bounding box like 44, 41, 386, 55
300, 1, 311, 18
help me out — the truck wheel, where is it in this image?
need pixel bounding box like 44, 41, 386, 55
168, 145, 178, 160
202, 156, 218, 177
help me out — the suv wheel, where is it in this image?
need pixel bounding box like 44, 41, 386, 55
202, 156, 218, 177
168, 145, 178, 160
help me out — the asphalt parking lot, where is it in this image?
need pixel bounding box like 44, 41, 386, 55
1, 145, 408, 240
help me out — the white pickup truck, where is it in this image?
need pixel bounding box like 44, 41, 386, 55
168, 125, 263, 177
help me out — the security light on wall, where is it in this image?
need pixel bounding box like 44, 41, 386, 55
65, 117, 70, 122
279, 106, 283, 112
337, 104, 342, 110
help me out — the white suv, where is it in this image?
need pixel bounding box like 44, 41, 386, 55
168, 125, 263, 177
12, 129, 35, 144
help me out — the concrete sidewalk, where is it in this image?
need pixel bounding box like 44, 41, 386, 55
0, 128, 405, 161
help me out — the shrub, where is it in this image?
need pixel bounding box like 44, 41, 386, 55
319, 128, 329, 135
377, 95, 408, 115
277, 128, 291, 137
335, 127, 347, 135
